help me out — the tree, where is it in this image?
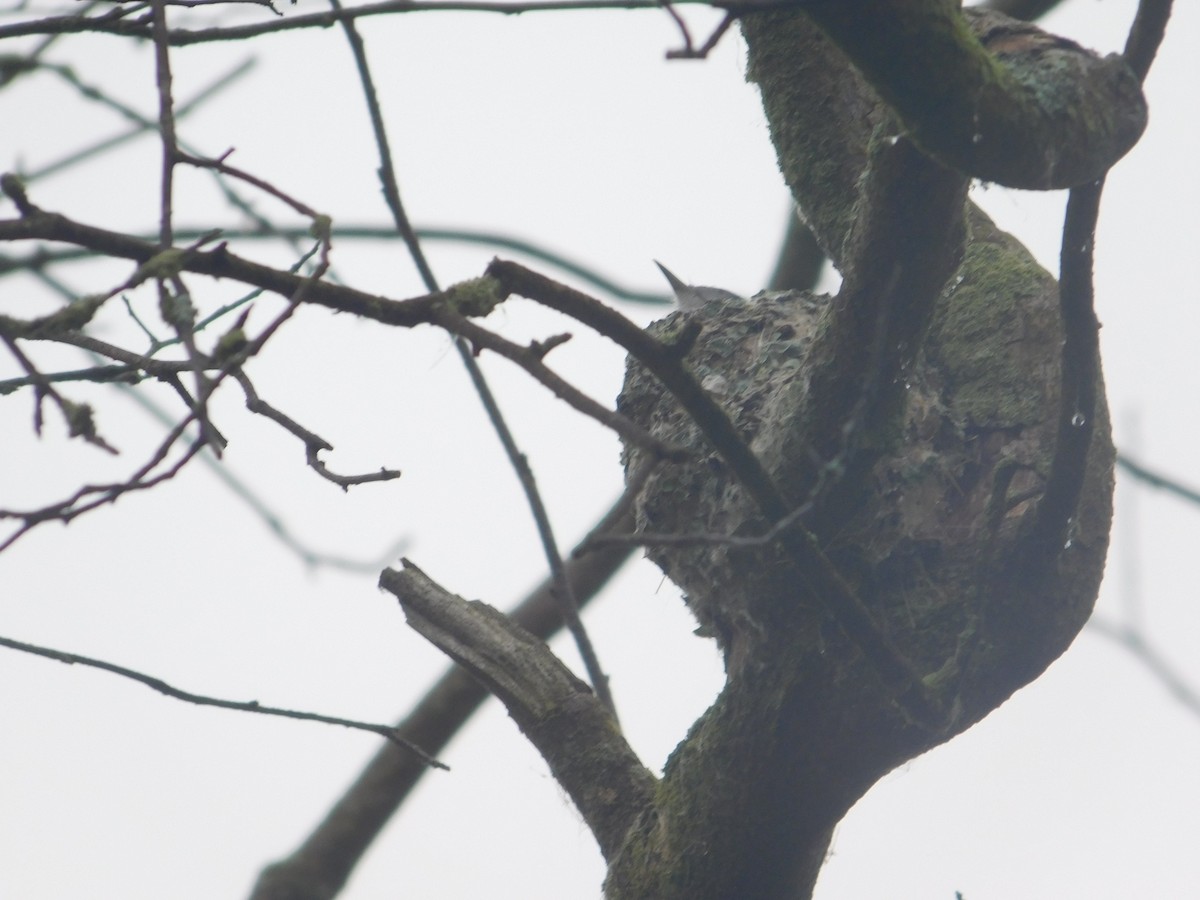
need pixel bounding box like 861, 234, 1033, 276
0, 1, 1194, 897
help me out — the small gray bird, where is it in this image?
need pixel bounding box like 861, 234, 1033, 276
654, 261, 743, 311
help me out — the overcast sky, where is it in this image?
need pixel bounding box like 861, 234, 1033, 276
1, 1, 1198, 898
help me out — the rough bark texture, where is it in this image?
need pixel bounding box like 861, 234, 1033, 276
799, 3, 1146, 189
602, 7, 1120, 897
380, 564, 657, 863
367, 6, 1132, 899
614, 213, 1112, 896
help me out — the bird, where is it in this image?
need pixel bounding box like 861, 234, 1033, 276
654, 261, 743, 311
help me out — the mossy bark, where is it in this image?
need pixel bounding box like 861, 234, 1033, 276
606, 7, 1117, 897
613, 224, 1112, 895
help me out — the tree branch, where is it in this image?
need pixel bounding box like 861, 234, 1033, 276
0, 224, 678, 306
333, 1, 623, 717
0, 203, 674, 457
0, 0, 733, 44
1116, 454, 1200, 506
0, 205, 434, 324
1022, 0, 1172, 566
0, 634, 443, 766
489, 258, 947, 724
249, 488, 641, 900
379, 562, 656, 859
1088, 618, 1200, 719
799, 3, 1147, 188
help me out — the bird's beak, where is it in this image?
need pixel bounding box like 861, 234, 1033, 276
653, 260, 689, 298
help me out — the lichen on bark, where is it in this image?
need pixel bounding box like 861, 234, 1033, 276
604, 6, 1118, 897
613, 207, 1113, 898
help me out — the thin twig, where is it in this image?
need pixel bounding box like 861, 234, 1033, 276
0, 0, 749, 44
0, 225, 677, 305
26, 57, 257, 182
0, 362, 144, 393
0, 3, 112, 85
0, 332, 118, 452
664, 9, 736, 60
0, 634, 445, 767
176, 148, 323, 220
0, 420, 206, 552
1087, 619, 1200, 719
488, 260, 784, 510
234, 369, 402, 488
19, 52, 313, 266
151, 0, 224, 457
151, 0, 176, 249
457, 340, 620, 719
49, 330, 204, 372
659, 1, 694, 55
37, 260, 407, 572
1116, 454, 1200, 506
330, 0, 617, 716
0, 227, 342, 548
431, 307, 683, 459
7, 269, 671, 458
488, 259, 947, 726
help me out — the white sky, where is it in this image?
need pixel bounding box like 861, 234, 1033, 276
1, 1, 1198, 898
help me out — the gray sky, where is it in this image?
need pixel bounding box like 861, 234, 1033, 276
1, 1, 1198, 897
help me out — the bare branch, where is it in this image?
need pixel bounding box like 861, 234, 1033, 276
1019, 179, 1102, 567
1022, 0, 1172, 565
800, 4, 1147, 188
0, 332, 118, 452
0, 202, 674, 462
1088, 618, 1200, 719
0, 634, 444, 766
0, 361, 145, 393
176, 149, 324, 220
0, 0, 726, 44
0, 224, 677, 306
1116, 454, 1200, 507
1123, 0, 1174, 81
0, 224, 358, 547
489, 259, 947, 726
453, 337, 621, 719
661, 4, 736, 60
234, 370, 402, 489
250, 487, 641, 900
380, 561, 655, 858
0, 206, 440, 324
25, 57, 257, 183
330, 0, 619, 715
489, 259, 784, 509
431, 306, 684, 459
151, 0, 178, 249
0, 422, 206, 552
